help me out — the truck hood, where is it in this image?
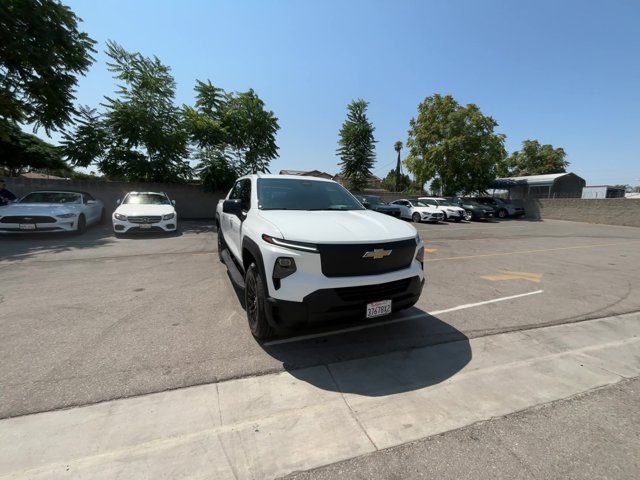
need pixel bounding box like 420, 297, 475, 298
257, 209, 416, 244
0, 203, 80, 216
115, 204, 175, 216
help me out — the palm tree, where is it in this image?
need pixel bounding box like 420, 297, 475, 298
394, 141, 403, 192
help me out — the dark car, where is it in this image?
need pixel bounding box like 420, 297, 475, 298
359, 195, 402, 218
447, 197, 495, 221
473, 197, 525, 219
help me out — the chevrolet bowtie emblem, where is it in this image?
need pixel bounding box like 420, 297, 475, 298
362, 248, 392, 260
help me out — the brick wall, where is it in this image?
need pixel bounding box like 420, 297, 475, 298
4, 178, 226, 219
523, 198, 640, 227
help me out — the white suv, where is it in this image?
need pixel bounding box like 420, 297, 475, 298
216, 175, 425, 339
112, 192, 178, 234
389, 199, 444, 223
418, 197, 467, 222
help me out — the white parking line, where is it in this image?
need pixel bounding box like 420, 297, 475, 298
263, 290, 544, 346
414, 224, 528, 232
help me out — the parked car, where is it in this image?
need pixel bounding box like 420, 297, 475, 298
389, 199, 444, 223
418, 197, 467, 222
447, 197, 495, 221
216, 175, 425, 339
0, 190, 104, 234
112, 192, 178, 235
359, 195, 402, 218
473, 197, 525, 218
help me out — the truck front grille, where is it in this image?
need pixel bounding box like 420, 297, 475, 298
318, 239, 416, 277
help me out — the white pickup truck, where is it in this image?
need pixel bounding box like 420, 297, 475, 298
216, 174, 425, 339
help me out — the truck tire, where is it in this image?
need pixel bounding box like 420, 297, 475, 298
217, 223, 226, 262
244, 263, 274, 340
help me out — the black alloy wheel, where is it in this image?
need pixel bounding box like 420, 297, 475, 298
217, 224, 225, 262
244, 263, 274, 340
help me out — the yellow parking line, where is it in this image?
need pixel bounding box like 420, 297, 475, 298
425, 241, 639, 262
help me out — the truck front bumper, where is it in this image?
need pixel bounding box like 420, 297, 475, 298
265, 275, 425, 327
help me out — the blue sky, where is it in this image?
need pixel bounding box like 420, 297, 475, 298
52, 0, 640, 185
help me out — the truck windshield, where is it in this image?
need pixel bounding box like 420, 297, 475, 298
258, 178, 365, 211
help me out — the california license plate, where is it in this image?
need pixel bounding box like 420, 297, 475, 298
19, 224, 36, 230
140, 224, 152, 229
366, 300, 392, 319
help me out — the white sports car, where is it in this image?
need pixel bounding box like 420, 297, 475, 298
418, 197, 468, 222
112, 191, 178, 235
0, 190, 104, 234
389, 199, 444, 223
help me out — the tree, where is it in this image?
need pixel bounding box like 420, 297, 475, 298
394, 141, 403, 189
184, 80, 279, 188
337, 99, 376, 190
406, 94, 506, 195
0, 120, 68, 176
503, 140, 569, 176
62, 42, 191, 182
0, 0, 96, 134
381, 168, 411, 192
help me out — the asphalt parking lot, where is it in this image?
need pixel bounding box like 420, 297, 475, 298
1, 218, 640, 419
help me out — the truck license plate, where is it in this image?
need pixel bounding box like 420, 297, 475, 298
366, 300, 392, 319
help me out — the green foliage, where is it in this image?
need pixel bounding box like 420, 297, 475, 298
185, 80, 279, 188
406, 94, 506, 195
502, 140, 569, 176
194, 149, 237, 192
0, 0, 96, 134
381, 169, 411, 192
222, 89, 279, 175
0, 120, 68, 175
337, 99, 376, 190
62, 42, 191, 182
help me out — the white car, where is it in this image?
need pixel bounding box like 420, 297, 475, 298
418, 197, 467, 222
0, 190, 104, 234
389, 199, 444, 223
112, 192, 178, 235
216, 175, 425, 339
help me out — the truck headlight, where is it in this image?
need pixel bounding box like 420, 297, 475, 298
114, 213, 127, 221
261, 234, 319, 253
163, 213, 175, 220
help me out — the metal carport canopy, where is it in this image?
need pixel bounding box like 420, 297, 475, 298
489, 173, 569, 189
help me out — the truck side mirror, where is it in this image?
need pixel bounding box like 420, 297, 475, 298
223, 199, 243, 219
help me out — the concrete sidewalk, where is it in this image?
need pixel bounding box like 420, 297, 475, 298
1, 313, 639, 479
290, 377, 640, 480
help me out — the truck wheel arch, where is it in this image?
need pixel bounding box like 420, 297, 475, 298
242, 237, 269, 291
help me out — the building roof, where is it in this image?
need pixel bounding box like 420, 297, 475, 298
20, 172, 66, 180
490, 172, 584, 188
279, 169, 333, 179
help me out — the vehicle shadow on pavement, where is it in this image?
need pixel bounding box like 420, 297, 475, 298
0, 224, 115, 262
260, 310, 472, 397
